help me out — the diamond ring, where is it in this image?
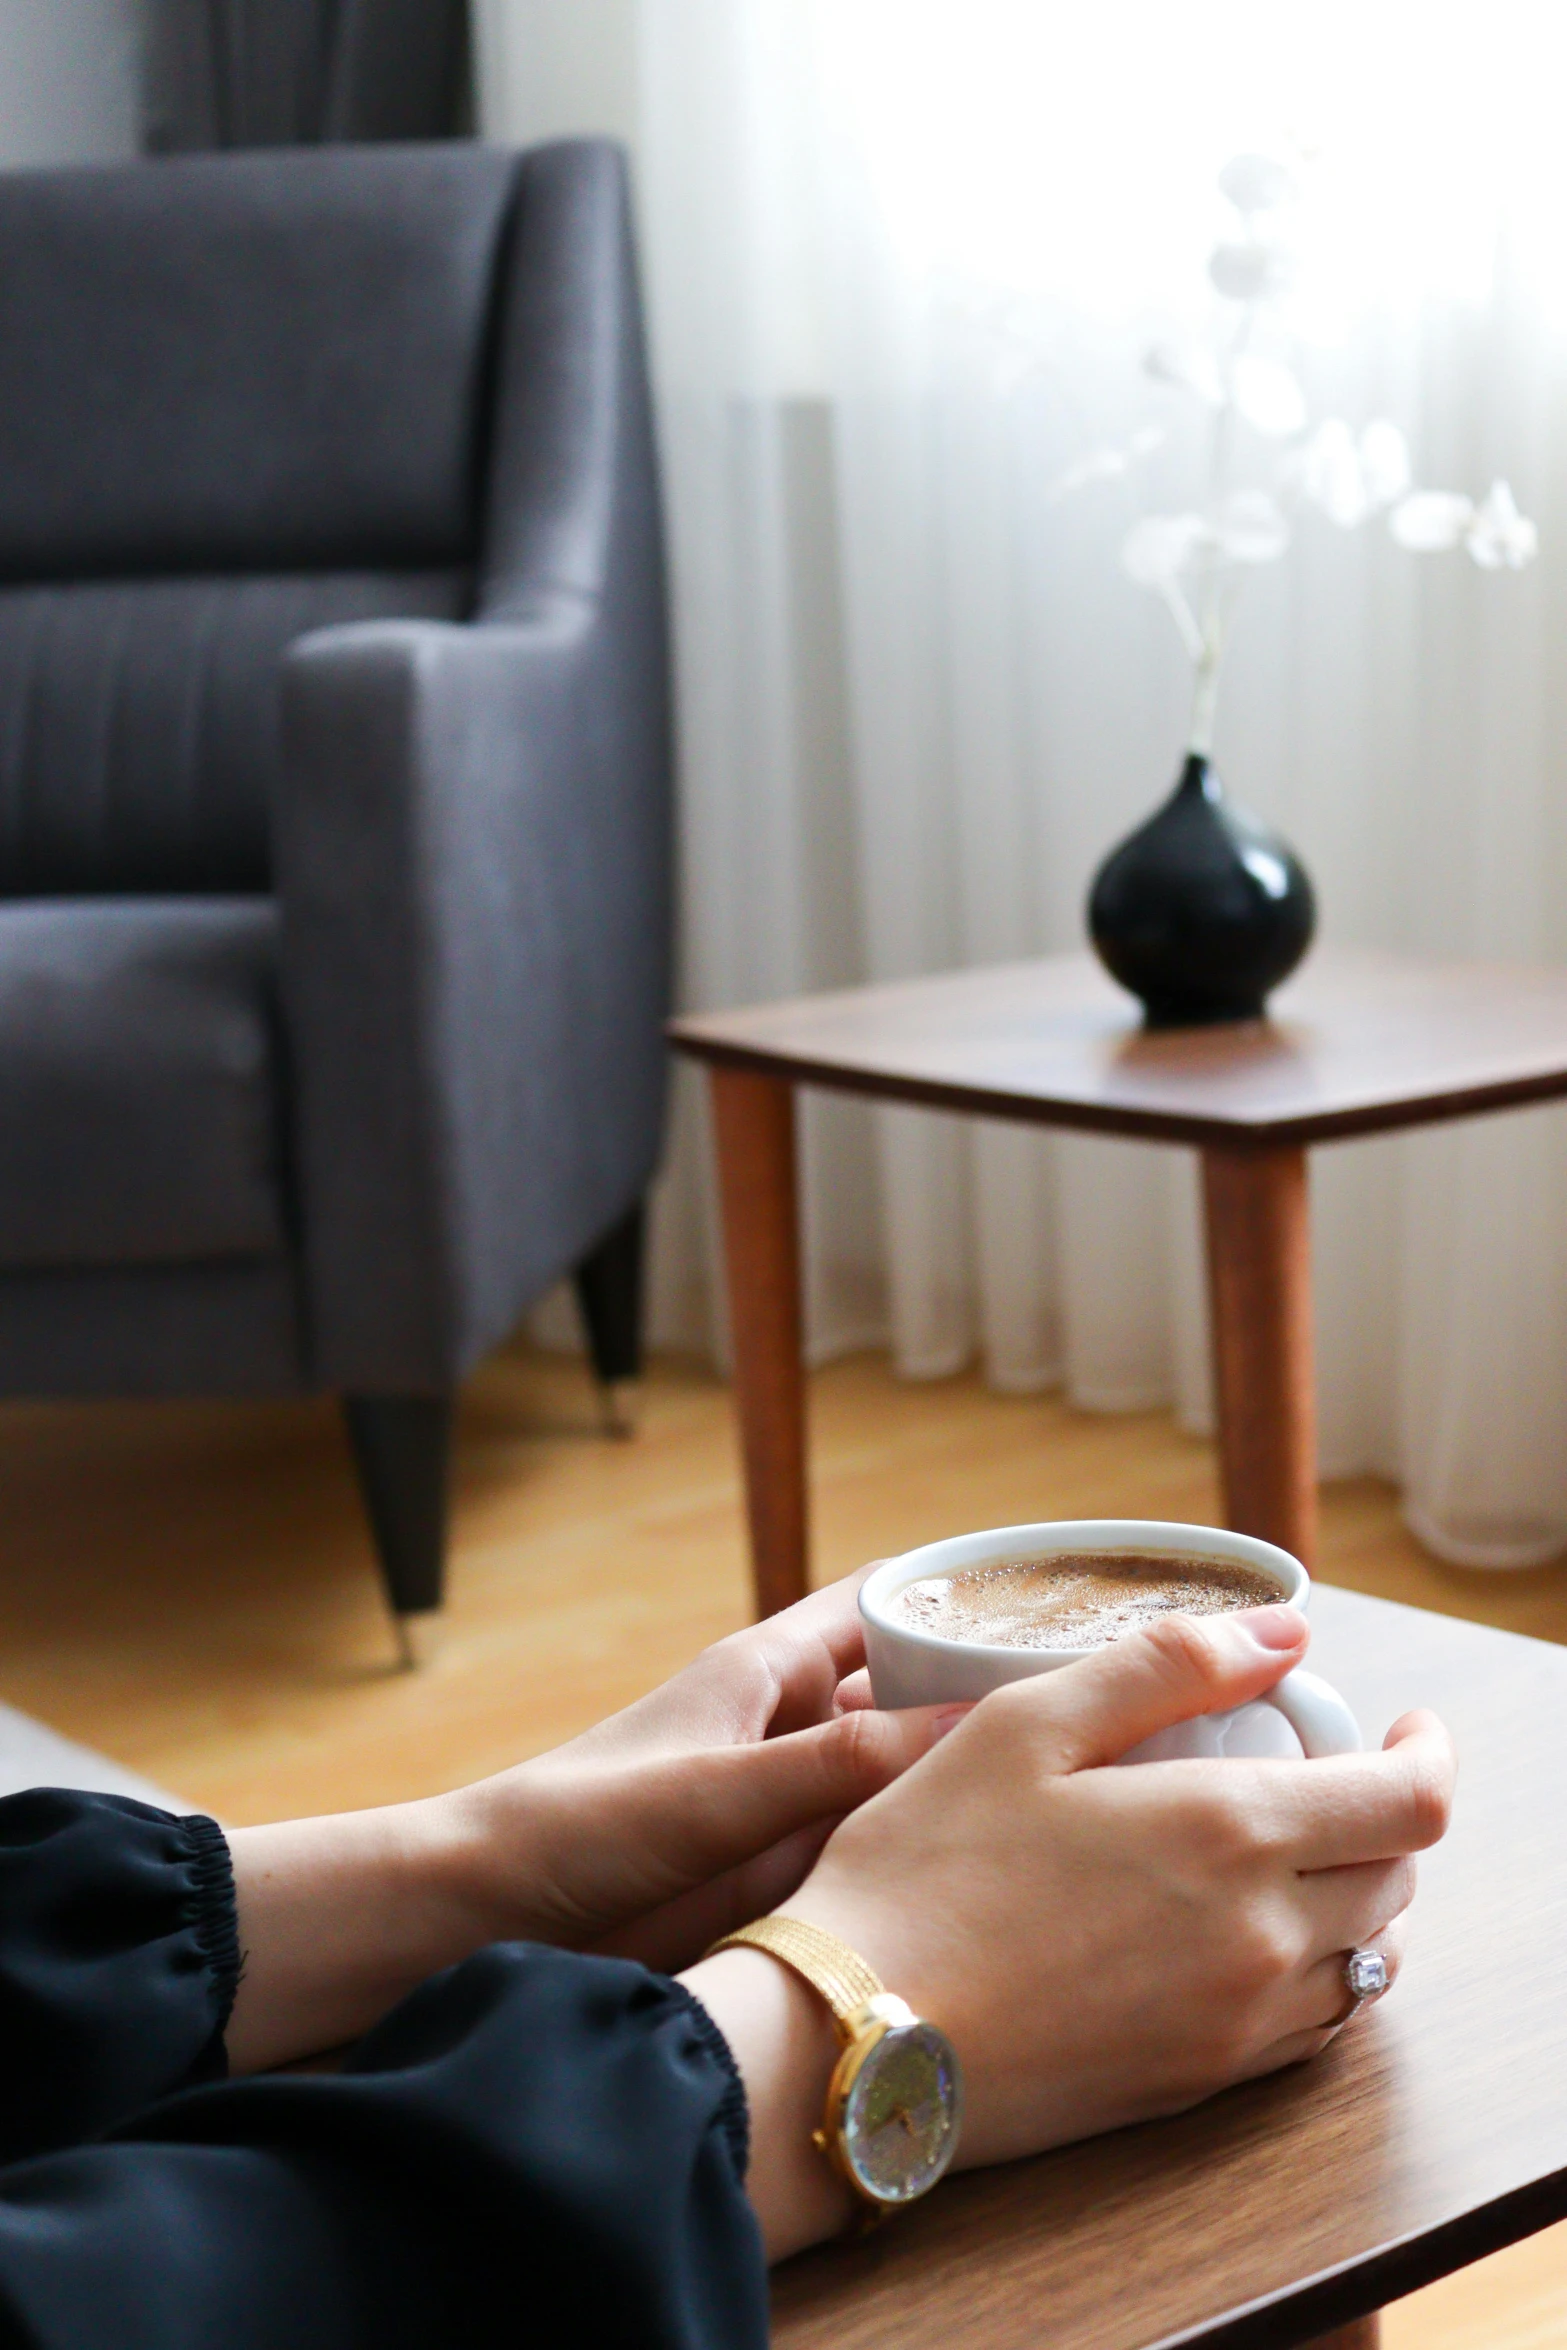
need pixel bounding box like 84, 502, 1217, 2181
1343, 1947, 1389, 2010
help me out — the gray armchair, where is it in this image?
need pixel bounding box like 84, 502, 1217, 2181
0, 139, 673, 1630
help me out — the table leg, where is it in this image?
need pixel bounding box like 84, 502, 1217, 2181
1304, 2320, 1379, 2350
1200, 1143, 1317, 1571
708, 1064, 808, 1618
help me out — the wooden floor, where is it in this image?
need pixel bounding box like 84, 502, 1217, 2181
2, 1339, 1564, 2347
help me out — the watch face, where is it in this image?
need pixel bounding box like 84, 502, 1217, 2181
841, 2022, 962, 2204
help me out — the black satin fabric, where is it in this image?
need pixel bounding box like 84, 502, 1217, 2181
0, 1790, 239, 2165
0, 1791, 764, 2350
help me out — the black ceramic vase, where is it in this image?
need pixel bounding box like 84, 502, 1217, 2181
1087, 754, 1316, 1027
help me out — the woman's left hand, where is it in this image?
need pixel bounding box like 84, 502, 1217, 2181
225, 1570, 961, 2071
441, 1570, 963, 1970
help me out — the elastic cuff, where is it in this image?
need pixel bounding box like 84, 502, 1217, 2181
672, 1981, 751, 2182
180, 1813, 241, 2043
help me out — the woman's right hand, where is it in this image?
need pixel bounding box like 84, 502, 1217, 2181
683, 1603, 1456, 2258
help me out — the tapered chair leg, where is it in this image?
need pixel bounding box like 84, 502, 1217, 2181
342, 1394, 454, 1651
573, 1200, 646, 1434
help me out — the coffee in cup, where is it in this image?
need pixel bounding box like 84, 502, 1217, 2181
892, 1552, 1281, 1651
861, 1520, 1361, 1764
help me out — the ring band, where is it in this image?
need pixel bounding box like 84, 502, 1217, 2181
1343, 1946, 1389, 2009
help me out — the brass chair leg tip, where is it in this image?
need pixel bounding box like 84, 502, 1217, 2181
597, 1380, 640, 1440
391, 1612, 438, 1671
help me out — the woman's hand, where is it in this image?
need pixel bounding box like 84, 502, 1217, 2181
440, 1569, 963, 1969
684, 1604, 1456, 2260
225, 1572, 959, 2071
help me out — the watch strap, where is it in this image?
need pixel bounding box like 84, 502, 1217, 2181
706, 1914, 884, 2033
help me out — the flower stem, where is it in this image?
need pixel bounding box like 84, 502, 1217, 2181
1185, 301, 1254, 759
1188, 653, 1221, 756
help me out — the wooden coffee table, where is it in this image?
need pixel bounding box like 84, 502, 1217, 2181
671, 946, 1567, 1616
772, 1586, 1567, 2350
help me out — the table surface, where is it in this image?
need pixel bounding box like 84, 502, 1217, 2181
670, 947, 1567, 1148
771, 1587, 1567, 2350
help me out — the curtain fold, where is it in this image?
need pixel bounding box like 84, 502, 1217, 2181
143, 0, 470, 151
478, 0, 1567, 1570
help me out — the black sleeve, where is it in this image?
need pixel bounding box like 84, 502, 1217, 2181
0, 1943, 766, 2350
0, 1790, 239, 2164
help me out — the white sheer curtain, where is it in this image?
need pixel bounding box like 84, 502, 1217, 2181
475, 0, 1567, 1567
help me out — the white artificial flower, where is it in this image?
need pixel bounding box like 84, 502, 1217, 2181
1389, 490, 1475, 551
1358, 420, 1412, 507
1389, 481, 1537, 563
1214, 491, 1290, 563
1122, 513, 1208, 587
1466, 479, 1538, 569
1048, 427, 1166, 502
1101, 147, 1537, 725
1144, 339, 1224, 404
1297, 419, 1370, 528
1232, 353, 1308, 437
1122, 498, 1289, 592
1209, 240, 1298, 303
1218, 153, 1299, 216
1294, 420, 1409, 528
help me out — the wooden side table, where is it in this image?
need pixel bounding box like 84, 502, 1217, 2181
671, 947, 1567, 1617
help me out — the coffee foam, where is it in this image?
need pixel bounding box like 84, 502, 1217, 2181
890, 1552, 1279, 1651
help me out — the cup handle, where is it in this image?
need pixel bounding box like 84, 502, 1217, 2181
1266, 1667, 1362, 1758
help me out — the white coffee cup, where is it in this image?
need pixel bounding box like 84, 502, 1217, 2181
860, 1520, 1361, 1762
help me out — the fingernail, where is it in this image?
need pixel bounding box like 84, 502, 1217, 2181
930, 1704, 973, 1742
1238, 1604, 1307, 1652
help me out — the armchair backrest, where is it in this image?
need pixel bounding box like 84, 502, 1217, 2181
0, 145, 519, 582
0, 144, 526, 897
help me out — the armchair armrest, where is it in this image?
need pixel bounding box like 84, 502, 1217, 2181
274, 608, 671, 1391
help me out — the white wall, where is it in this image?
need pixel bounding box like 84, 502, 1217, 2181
0, 0, 141, 168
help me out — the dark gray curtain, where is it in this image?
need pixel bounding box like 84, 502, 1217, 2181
142, 0, 471, 152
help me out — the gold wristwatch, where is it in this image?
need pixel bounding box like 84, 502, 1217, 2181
707, 1915, 963, 2221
